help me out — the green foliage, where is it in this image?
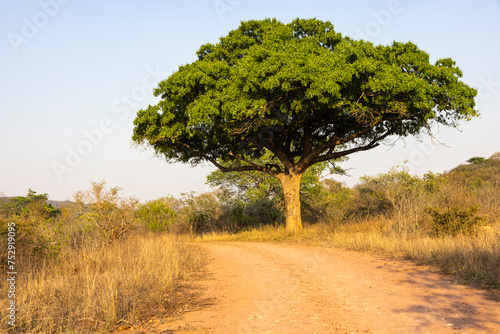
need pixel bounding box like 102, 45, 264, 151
1, 189, 61, 220
422, 171, 448, 193
242, 197, 284, 227
0, 189, 63, 261
467, 157, 488, 165
219, 198, 285, 231
133, 17, 477, 176
207, 168, 282, 203
301, 178, 354, 225
137, 197, 177, 232
181, 192, 220, 234
426, 205, 484, 237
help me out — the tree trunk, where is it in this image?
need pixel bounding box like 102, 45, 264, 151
278, 172, 303, 233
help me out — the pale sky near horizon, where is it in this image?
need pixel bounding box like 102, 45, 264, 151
1, 0, 499, 202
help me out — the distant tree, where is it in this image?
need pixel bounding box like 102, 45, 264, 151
467, 157, 488, 165
206, 164, 282, 203
1, 189, 60, 218
289, 176, 354, 225
133, 18, 477, 232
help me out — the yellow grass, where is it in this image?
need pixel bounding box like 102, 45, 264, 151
1, 232, 202, 333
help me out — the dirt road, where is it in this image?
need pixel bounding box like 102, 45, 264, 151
155, 242, 500, 333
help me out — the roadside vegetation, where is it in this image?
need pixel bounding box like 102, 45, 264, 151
1, 152, 498, 332
0, 181, 201, 333
198, 152, 500, 288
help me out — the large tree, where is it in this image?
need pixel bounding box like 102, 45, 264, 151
132, 18, 477, 232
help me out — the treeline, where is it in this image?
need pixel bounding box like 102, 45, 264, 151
177, 152, 500, 237
0, 153, 498, 266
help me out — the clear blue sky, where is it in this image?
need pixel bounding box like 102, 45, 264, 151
1, 0, 499, 201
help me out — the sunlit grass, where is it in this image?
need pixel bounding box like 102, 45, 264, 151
1, 232, 202, 333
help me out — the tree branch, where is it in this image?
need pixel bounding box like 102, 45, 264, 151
227, 152, 281, 175
298, 120, 383, 170
302, 118, 313, 157
244, 134, 289, 173
308, 127, 395, 169
178, 142, 279, 176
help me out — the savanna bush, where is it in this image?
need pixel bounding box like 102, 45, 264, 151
0, 184, 202, 333
0, 189, 63, 269
355, 166, 431, 234
426, 205, 485, 237
137, 196, 177, 232
73, 180, 138, 243
181, 191, 221, 234
222, 197, 284, 231
301, 178, 354, 226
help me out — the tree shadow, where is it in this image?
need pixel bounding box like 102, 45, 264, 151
172, 260, 219, 315
388, 268, 500, 332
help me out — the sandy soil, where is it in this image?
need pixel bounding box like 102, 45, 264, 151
131, 242, 500, 333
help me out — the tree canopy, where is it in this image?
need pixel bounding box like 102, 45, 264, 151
133, 18, 477, 232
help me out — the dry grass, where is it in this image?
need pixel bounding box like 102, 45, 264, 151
199, 221, 500, 288
1, 232, 202, 333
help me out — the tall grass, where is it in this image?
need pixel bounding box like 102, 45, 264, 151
1, 232, 202, 333
324, 223, 500, 287
199, 221, 500, 288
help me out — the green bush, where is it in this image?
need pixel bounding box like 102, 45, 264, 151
426, 205, 484, 237
240, 197, 284, 229
181, 191, 220, 234
137, 197, 177, 232
0, 189, 63, 263
300, 179, 353, 225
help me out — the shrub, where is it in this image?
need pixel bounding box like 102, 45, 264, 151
137, 197, 177, 232
181, 191, 221, 234
301, 179, 353, 226
73, 180, 138, 243
356, 166, 428, 234
0, 189, 63, 265
240, 197, 284, 228
426, 205, 485, 237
